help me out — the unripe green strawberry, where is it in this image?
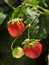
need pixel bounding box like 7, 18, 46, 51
12, 47, 24, 58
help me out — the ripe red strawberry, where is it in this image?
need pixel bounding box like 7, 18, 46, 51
23, 39, 42, 59
7, 18, 25, 37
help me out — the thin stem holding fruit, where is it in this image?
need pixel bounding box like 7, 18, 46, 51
11, 15, 39, 50
28, 24, 31, 43
11, 24, 29, 50
11, 38, 17, 50
28, 24, 30, 39
4, 0, 15, 10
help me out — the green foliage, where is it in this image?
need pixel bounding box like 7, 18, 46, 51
0, 0, 49, 38
0, 7, 3, 12
23, 0, 39, 5
11, 6, 27, 19
0, 13, 6, 25
38, 0, 46, 2
0, 0, 49, 40
39, 15, 49, 33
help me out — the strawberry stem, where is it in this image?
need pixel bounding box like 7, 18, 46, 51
28, 24, 30, 43
11, 16, 39, 50
11, 3, 44, 19
11, 38, 17, 50
30, 15, 39, 26
4, 0, 15, 10
11, 23, 29, 50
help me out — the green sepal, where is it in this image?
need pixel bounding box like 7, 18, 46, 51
8, 18, 23, 24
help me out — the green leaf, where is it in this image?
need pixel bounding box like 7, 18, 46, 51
0, 7, 4, 13
23, 0, 39, 5
0, 13, 6, 25
39, 15, 49, 33
24, 7, 39, 24
25, 7, 48, 39
45, 0, 49, 8
0, 12, 12, 31
11, 6, 26, 19
38, 0, 46, 2
30, 15, 48, 39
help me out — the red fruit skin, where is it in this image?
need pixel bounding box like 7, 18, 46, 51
20, 21, 25, 30
23, 43, 42, 59
7, 22, 25, 37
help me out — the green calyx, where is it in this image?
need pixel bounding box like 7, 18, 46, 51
22, 38, 40, 48
30, 39, 40, 46
8, 18, 23, 24
22, 39, 32, 48
22, 39, 31, 45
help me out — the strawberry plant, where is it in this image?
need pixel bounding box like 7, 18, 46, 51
0, 0, 49, 65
